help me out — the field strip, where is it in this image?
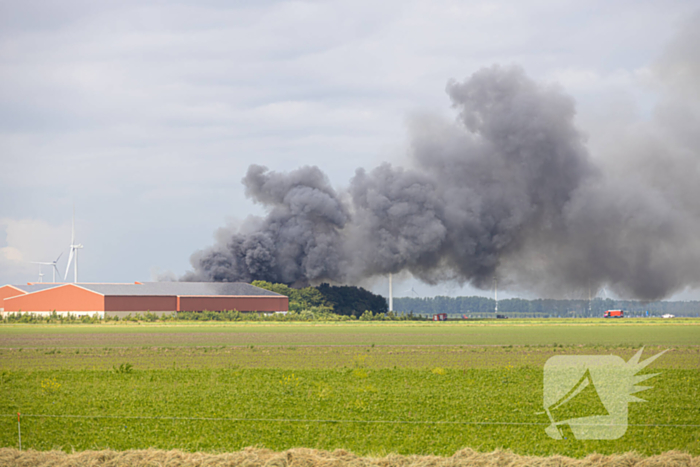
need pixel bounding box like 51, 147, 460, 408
7, 343, 692, 349
2, 320, 700, 331
2, 343, 696, 370
1, 447, 698, 467
2, 321, 699, 348
5, 413, 700, 428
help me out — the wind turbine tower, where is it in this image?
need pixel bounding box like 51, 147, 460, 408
494, 276, 498, 313
388, 273, 393, 312
64, 209, 84, 283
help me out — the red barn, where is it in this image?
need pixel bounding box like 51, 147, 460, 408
0, 282, 287, 318
0, 284, 58, 309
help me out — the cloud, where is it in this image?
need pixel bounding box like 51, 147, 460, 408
0, 218, 69, 284
1, 0, 698, 297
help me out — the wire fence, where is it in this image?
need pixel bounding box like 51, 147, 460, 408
7, 412, 700, 427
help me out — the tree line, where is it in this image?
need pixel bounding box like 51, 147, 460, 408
393, 296, 700, 317
252, 281, 700, 318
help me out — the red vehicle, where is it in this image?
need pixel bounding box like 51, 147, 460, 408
433, 313, 447, 321
604, 310, 624, 318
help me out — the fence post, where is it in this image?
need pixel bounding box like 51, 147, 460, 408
17, 412, 21, 451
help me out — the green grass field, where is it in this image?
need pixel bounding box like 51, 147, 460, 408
0, 321, 698, 457
1, 319, 699, 347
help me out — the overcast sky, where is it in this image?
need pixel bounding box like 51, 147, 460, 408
1, 0, 699, 300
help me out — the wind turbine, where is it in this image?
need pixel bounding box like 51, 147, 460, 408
388, 273, 393, 312
494, 276, 498, 313
64, 209, 83, 283
31, 252, 63, 282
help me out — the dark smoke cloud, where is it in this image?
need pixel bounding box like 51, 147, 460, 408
184, 165, 348, 286
185, 16, 700, 300
344, 66, 595, 289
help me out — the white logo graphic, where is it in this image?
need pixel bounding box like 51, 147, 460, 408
543, 348, 666, 440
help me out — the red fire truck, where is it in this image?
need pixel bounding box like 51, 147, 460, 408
604, 310, 624, 318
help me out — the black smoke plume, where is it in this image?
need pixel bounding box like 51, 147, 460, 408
184, 17, 700, 300
187, 164, 348, 287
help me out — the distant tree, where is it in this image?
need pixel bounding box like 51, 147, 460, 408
316, 283, 388, 317
252, 280, 331, 312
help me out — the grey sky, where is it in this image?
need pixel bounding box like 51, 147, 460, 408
1, 0, 698, 300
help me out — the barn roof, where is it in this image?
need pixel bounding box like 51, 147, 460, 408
83, 282, 283, 296
8, 284, 64, 293
6, 282, 283, 297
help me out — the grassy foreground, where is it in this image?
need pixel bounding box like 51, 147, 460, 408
1, 364, 698, 457
0, 321, 698, 458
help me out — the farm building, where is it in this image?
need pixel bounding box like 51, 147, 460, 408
0, 282, 288, 318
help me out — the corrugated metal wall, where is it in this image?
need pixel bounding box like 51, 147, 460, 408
104, 295, 178, 312
178, 295, 288, 312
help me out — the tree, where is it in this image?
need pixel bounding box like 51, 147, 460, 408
316, 283, 388, 317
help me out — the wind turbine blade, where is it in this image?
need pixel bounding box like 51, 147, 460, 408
64, 248, 74, 281
53, 264, 61, 282
54, 252, 63, 263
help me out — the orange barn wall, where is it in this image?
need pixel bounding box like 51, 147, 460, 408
104, 296, 177, 312
178, 296, 288, 312
0, 286, 27, 306
3, 285, 104, 312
